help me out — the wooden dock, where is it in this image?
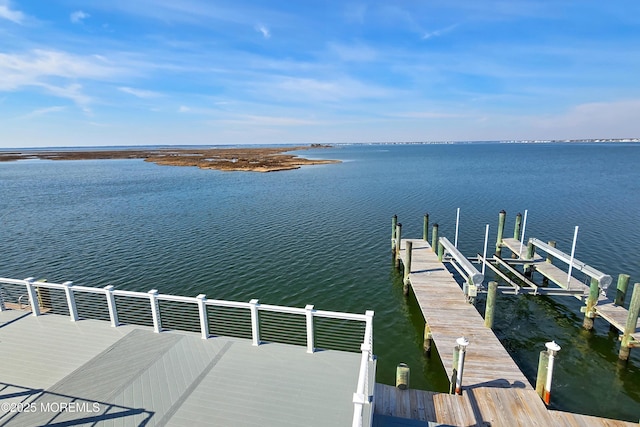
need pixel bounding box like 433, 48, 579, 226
383, 237, 637, 426
501, 237, 640, 343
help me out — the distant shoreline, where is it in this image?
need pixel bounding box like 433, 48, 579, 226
0, 145, 340, 173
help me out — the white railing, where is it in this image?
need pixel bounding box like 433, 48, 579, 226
351, 310, 375, 427
0, 276, 376, 426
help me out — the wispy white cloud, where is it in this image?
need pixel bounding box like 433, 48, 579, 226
0, 0, 24, 24
422, 24, 459, 40
118, 86, 162, 98
178, 105, 190, 113
18, 106, 66, 120
255, 24, 270, 39
40, 83, 93, 114
266, 76, 395, 103
0, 50, 126, 91
328, 42, 377, 62
214, 114, 321, 127
391, 111, 466, 119
70, 10, 90, 24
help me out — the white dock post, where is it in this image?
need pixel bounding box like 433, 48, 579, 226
24, 277, 40, 316
104, 285, 119, 327
566, 226, 579, 289
250, 299, 260, 346
62, 281, 78, 321
305, 304, 315, 353
482, 224, 489, 275
454, 337, 469, 395
454, 207, 460, 247
148, 289, 161, 333
543, 341, 561, 405
197, 294, 209, 340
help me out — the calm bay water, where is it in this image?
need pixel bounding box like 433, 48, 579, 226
1, 143, 640, 421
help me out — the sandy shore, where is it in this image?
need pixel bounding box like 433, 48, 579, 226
0, 145, 340, 172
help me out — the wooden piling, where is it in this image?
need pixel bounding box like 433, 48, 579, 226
619, 283, 640, 361
495, 210, 506, 256
431, 223, 439, 253
513, 212, 522, 240
615, 274, 631, 306
423, 213, 429, 242
583, 278, 599, 330
524, 241, 535, 278
403, 240, 413, 295
395, 223, 402, 268
396, 363, 410, 390
535, 350, 549, 400
392, 215, 398, 252
423, 323, 432, 356
484, 281, 498, 329
542, 241, 556, 286
437, 240, 444, 262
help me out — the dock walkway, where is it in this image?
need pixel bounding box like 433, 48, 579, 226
385, 237, 637, 426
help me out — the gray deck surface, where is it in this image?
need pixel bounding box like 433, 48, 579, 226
0, 309, 361, 426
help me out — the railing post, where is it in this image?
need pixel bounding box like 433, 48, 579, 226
24, 277, 40, 316
365, 310, 374, 360
305, 304, 315, 353
104, 285, 119, 327
0, 288, 5, 311
197, 294, 209, 340
250, 299, 260, 346
148, 289, 161, 333
62, 281, 78, 321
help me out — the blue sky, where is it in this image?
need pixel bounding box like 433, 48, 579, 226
1, 0, 639, 147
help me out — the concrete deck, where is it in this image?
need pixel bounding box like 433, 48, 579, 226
0, 309, 362, 426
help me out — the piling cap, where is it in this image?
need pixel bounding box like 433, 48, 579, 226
545, 341, 561, 353
456, 336, 470, 347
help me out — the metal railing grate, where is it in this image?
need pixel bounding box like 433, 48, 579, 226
158, 299, 200, 333
207, 305, 252, 339
38, 287, 69, 316
114, 295, 154, 327
259, 310, 307, 346
315, 317, 366, 353
75, 292, 110, 321
0, 282, 28, 307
